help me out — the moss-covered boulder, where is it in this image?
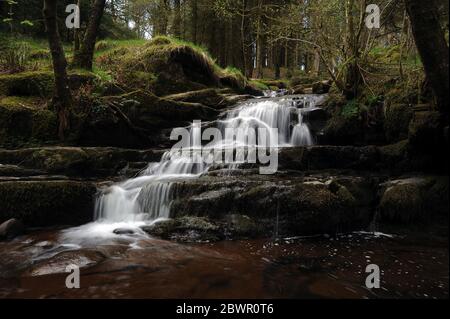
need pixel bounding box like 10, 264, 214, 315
0, 72, 54, 97
0, 71, 96, 97
0, 96, 58, 147
384, 104, 413, 143
0, 181, 97, 227
379, 176, 448, 224
115, 37, 220, 96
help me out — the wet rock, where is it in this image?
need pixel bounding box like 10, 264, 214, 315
113, 228, 135, 235
378, 176, 449, 225
379, 177, 431, 224
26, 249, 106, 277
0, 218, 24, 240
142, 216, 222, 242
225, 214, 265, 237
302, 108, 329, 134
171, 175, 371, 236
174, 188, 235, 219
0, 181, 97, 227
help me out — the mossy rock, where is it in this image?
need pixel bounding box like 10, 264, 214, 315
0, 71, 96, 97
384, 104, 413, 143
322, 114, 364, 145
0, 181, 97, 227
225, 214, 265, 237
0, 96, 58, 147
117, 37, 220, 95
163, 88, 228, 109
379, 180, 427, 224
0, 71, 54, 97
142, 216, 222, 242
290, 75, 320, 87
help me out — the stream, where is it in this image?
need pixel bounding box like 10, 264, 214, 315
0, 94, 448, 299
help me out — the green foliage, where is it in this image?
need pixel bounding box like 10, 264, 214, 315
341, 100, 360, 118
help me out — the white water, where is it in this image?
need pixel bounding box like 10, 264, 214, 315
63, 94, 323, 241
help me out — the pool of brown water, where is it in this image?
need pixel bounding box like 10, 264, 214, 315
0, 228, 448, 299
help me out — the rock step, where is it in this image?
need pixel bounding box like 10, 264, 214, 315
0, 180, 97, 227
136, 172, 448, 239
0, 141, 442, 179
0, 147, 165, 178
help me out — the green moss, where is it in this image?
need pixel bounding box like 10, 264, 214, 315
249, 80, 269, 91
0, 95, 58, 147
0, 71, 54, 97
31, 109, 58, 140
258, 79, 287, 89
219, 67, 248, 90
0, 181, 96, 227
380, 183, 425, 223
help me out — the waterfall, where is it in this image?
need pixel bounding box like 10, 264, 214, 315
94, 94, 320, 223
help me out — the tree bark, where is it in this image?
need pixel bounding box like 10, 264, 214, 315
405, 0, 449, 122
191, 0, 198, 43
72, 0, 106, 70
173, 0, 182, 38
43, 0, 73, 140
255, 0, 264, 78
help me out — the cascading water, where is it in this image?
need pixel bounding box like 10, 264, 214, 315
93, 94, 322, 226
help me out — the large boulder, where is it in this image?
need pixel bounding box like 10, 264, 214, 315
0, 181, 97, 227
168, 175, 373, 236
378, 177, 448, 224
113, 37, 221, 96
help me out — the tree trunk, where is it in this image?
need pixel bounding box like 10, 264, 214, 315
43, 0, 73, 140
312, 46, 320, 76
72, 0, 106, 70
405, 0, 449, 122
255, 0, 264, 78
191, 0, 198, 43
173, 0, 182, 38
343, 0, 361, 98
